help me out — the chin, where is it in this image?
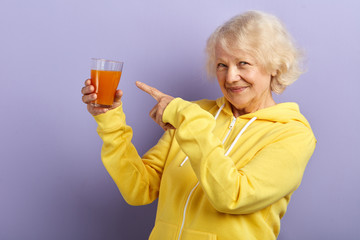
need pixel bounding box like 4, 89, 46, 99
229, 101, 248, 111
228, 96, 248, 107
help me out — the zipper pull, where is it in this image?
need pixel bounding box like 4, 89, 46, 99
229, 117, 236, 129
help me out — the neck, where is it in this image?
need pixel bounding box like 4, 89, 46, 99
231, 98, 276, 118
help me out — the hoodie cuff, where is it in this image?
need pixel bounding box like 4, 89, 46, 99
163, 98, 191, 128
93, 103, 125, 133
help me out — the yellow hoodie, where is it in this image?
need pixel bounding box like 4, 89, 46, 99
94, 97, 316, 240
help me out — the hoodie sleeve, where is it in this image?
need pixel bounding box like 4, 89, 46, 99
94, 103, 173, 206
163, 98, 316, 214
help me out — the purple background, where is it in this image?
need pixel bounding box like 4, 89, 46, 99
1, 0, 359, 239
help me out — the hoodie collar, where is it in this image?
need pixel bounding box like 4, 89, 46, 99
216, 97, 234, 117
215, 96, 311, 127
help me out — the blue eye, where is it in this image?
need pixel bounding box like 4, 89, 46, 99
239, 61, 248, 66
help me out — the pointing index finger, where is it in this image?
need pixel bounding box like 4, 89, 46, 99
136, 81, 163, 101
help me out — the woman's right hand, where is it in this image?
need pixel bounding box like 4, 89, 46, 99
81, 79, 123, 116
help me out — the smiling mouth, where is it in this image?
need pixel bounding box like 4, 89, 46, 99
228, 86, 248, 93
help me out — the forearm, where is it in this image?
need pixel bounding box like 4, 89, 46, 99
94, 104, 162, 205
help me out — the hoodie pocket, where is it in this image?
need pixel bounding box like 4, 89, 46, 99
149, 220, 177, 240
181, 228, 217, 240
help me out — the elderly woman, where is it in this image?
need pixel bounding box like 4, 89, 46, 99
81, 11, 316, 240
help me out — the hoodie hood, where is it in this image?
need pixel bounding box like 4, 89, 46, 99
216, 97, 312, 129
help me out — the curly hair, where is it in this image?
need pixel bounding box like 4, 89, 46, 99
206, 11, 304, 94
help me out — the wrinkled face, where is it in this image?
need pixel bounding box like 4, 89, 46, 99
215, 44, 275, 117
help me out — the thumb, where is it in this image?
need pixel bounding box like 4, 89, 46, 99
114, 89, 123, 102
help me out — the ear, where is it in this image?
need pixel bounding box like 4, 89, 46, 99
271, 70, 277, 77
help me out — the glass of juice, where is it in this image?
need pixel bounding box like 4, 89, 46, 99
90, 58, 124, 108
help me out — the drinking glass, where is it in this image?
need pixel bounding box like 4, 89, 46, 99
90, 58, 124, 108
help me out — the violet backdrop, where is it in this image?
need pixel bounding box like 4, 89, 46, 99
1, 0, 359, 239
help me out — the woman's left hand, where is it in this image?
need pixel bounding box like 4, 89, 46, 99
136, 81, 175, 131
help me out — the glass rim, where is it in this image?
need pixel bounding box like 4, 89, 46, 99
91, 58, 124, 64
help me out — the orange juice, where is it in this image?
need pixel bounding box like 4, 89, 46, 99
91, 69, 122, 107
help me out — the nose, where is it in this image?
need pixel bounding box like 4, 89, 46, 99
226, 66, 241, 83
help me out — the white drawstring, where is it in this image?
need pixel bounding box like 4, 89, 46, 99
179, 156, 189, 167
214, 103, 225, 120
179, 104, 257, 166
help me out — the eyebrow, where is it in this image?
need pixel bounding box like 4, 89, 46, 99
215, 55, 254, 64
